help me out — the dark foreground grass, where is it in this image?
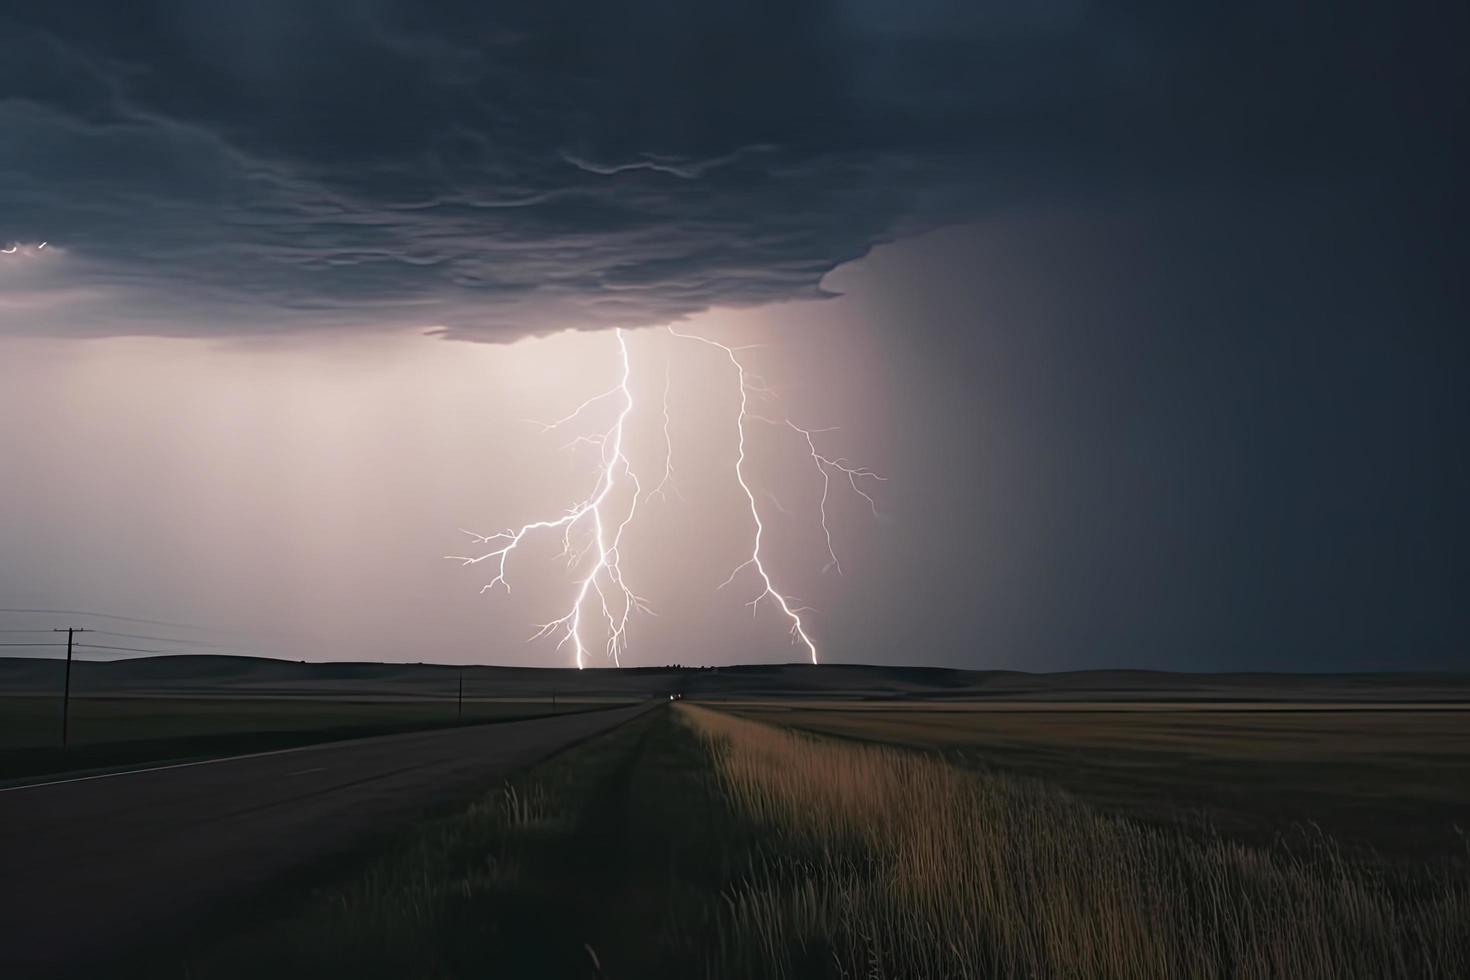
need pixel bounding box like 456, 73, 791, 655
169, 704, 738, 979
156, 703, 1467, 980
685, 706, 1469, 979
0, 696, 612, 779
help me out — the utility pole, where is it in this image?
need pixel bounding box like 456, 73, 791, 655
52, 627, 89, 747
457, 666, 464, 722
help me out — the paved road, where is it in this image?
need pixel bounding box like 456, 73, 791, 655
0, 703, 649, 976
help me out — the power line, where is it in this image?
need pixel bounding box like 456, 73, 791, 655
0, 642, 64, 647
8, 628, 222, 646
75, 643, 176, 654
86, 629, 232, 648
76, 642, 256, 657
0, 607, 261, 637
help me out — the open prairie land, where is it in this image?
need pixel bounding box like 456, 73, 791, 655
0, 695, 614, 748
10, 660, 1469, 976
160, 701, 1467, 980
722, 700, 1470, 860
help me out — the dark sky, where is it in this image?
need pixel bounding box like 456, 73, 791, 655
1, 2, 1466, 670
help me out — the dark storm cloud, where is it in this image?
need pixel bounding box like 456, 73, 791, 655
0, 1, 1460, 338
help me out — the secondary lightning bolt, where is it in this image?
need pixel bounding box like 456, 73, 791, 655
765, 419, 885, 574
447, 328, 649, 668
646, 357, 681, 504
667, 327, 824, 663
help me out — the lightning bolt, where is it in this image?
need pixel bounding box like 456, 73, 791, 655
451, 325, 882, 667
646, 357, 681, 504
665, 326, 822, 662
765, 419, 885, 575
447, 328, 649, 668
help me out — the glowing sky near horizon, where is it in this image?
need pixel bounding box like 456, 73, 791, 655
2, 207, 1469, 673
0, 290, 899, 668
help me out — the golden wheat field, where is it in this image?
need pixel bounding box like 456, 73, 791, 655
680, 704, 1470, 980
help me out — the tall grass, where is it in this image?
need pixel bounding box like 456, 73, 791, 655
679, 704, 1469, 980
186, 781, 567, 979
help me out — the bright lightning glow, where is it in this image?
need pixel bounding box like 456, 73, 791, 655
666, 326, 820, 663
452, 326, 882, 667
447, 328, 649, 668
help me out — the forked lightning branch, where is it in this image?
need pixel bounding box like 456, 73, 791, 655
447, 327, 884, 668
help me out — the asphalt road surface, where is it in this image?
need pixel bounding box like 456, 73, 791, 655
0, 702, 649, 976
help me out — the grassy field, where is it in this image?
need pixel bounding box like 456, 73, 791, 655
0, 695, 614, 779
0, 694, 609, 748
150, 701, 1468, 980
684, 706, 1467, 979
722, 701, 1470, 861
